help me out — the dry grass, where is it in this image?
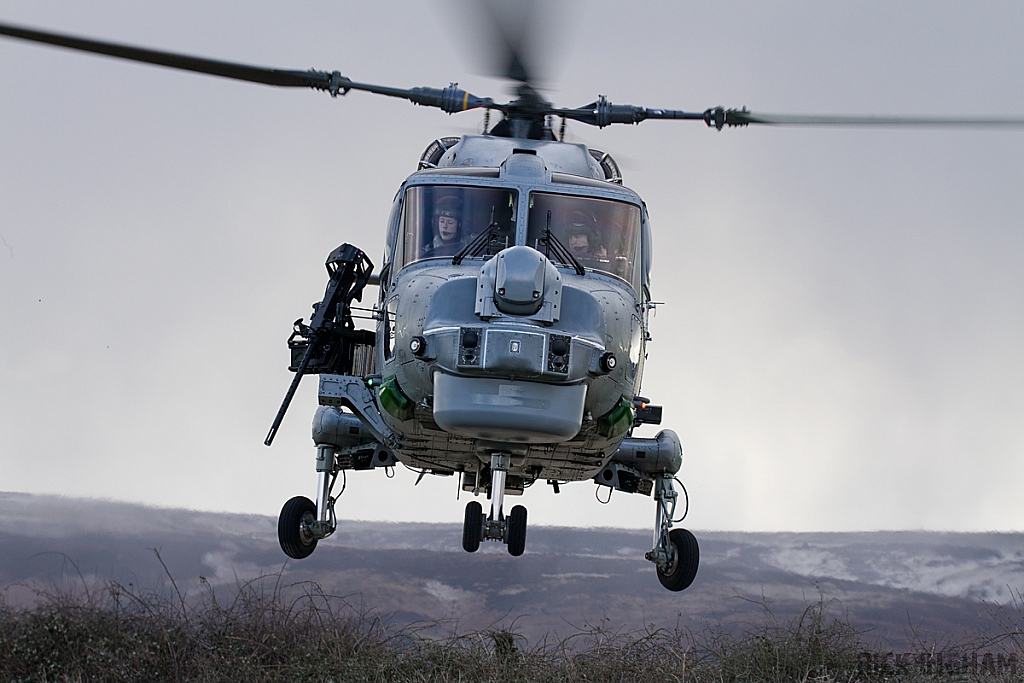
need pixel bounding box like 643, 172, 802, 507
1, 559, 1021, 682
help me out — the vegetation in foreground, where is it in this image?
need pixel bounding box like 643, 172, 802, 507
1, 562, 1022, 682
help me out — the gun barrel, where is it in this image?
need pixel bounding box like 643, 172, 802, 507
264, 340, 317, 446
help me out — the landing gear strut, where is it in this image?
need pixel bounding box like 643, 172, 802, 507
279, 444, 339, 559
645, 474, 699, 591
461, 453, 527, 556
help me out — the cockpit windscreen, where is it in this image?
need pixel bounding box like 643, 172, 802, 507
400, 185, 517, 267
526, 193, 642, 287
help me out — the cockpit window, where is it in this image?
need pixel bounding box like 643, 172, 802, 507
527, 193, 642, 287
400, 185, 517, 268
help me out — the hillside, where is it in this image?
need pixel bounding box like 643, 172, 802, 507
2, 492, 1021, 645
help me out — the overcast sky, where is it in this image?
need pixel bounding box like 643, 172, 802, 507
1, 1, 1022, 533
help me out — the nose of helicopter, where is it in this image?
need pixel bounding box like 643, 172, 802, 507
409, 245, 585, 444
390, 242, 631, 444
426, 246, 597, 443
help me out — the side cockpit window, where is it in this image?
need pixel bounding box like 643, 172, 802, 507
399, 185, 517, 268
526, 193, 642, 289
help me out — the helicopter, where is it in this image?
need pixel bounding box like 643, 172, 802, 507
3, 7, 1024, 592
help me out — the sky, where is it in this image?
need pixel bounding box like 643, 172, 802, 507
1, 1, 1022, 533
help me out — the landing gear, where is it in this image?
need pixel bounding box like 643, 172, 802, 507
463, 500, 483, 552
278, 444, 340, 560
488, 453, 509, 538
645, 474, 699, 591
507, 504, 527, 556
657, 528, 699, 591
461, 453, 528, 556
278, 496, 318, 559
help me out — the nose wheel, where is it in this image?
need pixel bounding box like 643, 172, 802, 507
278, 445, 340, 560
278, 495, 318, 559
506, 504, 527, 556
461, 453, 528, 556
462, 500, 483, 552
656, 528, 699, 591
646, 475, 699, 591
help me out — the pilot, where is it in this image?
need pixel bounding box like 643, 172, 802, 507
564, 210, 607, 265
422, 195, 464, 257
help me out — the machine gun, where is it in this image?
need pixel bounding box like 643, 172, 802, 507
264, 244, 375, 446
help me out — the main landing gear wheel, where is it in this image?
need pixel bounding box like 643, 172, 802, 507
279, 496, 318, 559
657, 528, 699, 592
506, 504, 527, 556
462, 500, 483, 553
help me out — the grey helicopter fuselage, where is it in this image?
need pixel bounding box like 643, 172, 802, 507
304, 130, 694, 588
363, 135, 654, 490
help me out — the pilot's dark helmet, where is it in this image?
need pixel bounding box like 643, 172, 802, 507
433, 196, 462, 222
566, 209, 596, 239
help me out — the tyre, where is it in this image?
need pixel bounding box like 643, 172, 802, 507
279, 496, 318, 559
657, 528, 699, 591
463, 500, 483, 552
506, 505, 527, 557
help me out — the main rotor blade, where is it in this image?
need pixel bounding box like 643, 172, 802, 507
0, 21, 497, 112
0, 21, 335, 89
453, 0, 564, 90
551, 97, 1024, 132
479, 0, 536, 83
706, 107, 1024, 130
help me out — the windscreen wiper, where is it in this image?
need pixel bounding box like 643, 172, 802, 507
452, 207, 509, 264
537, 211, 586, 275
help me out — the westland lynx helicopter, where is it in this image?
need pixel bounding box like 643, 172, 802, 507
4, 15, 1024, 592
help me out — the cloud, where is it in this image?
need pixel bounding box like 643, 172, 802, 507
424, 580, 475, 609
